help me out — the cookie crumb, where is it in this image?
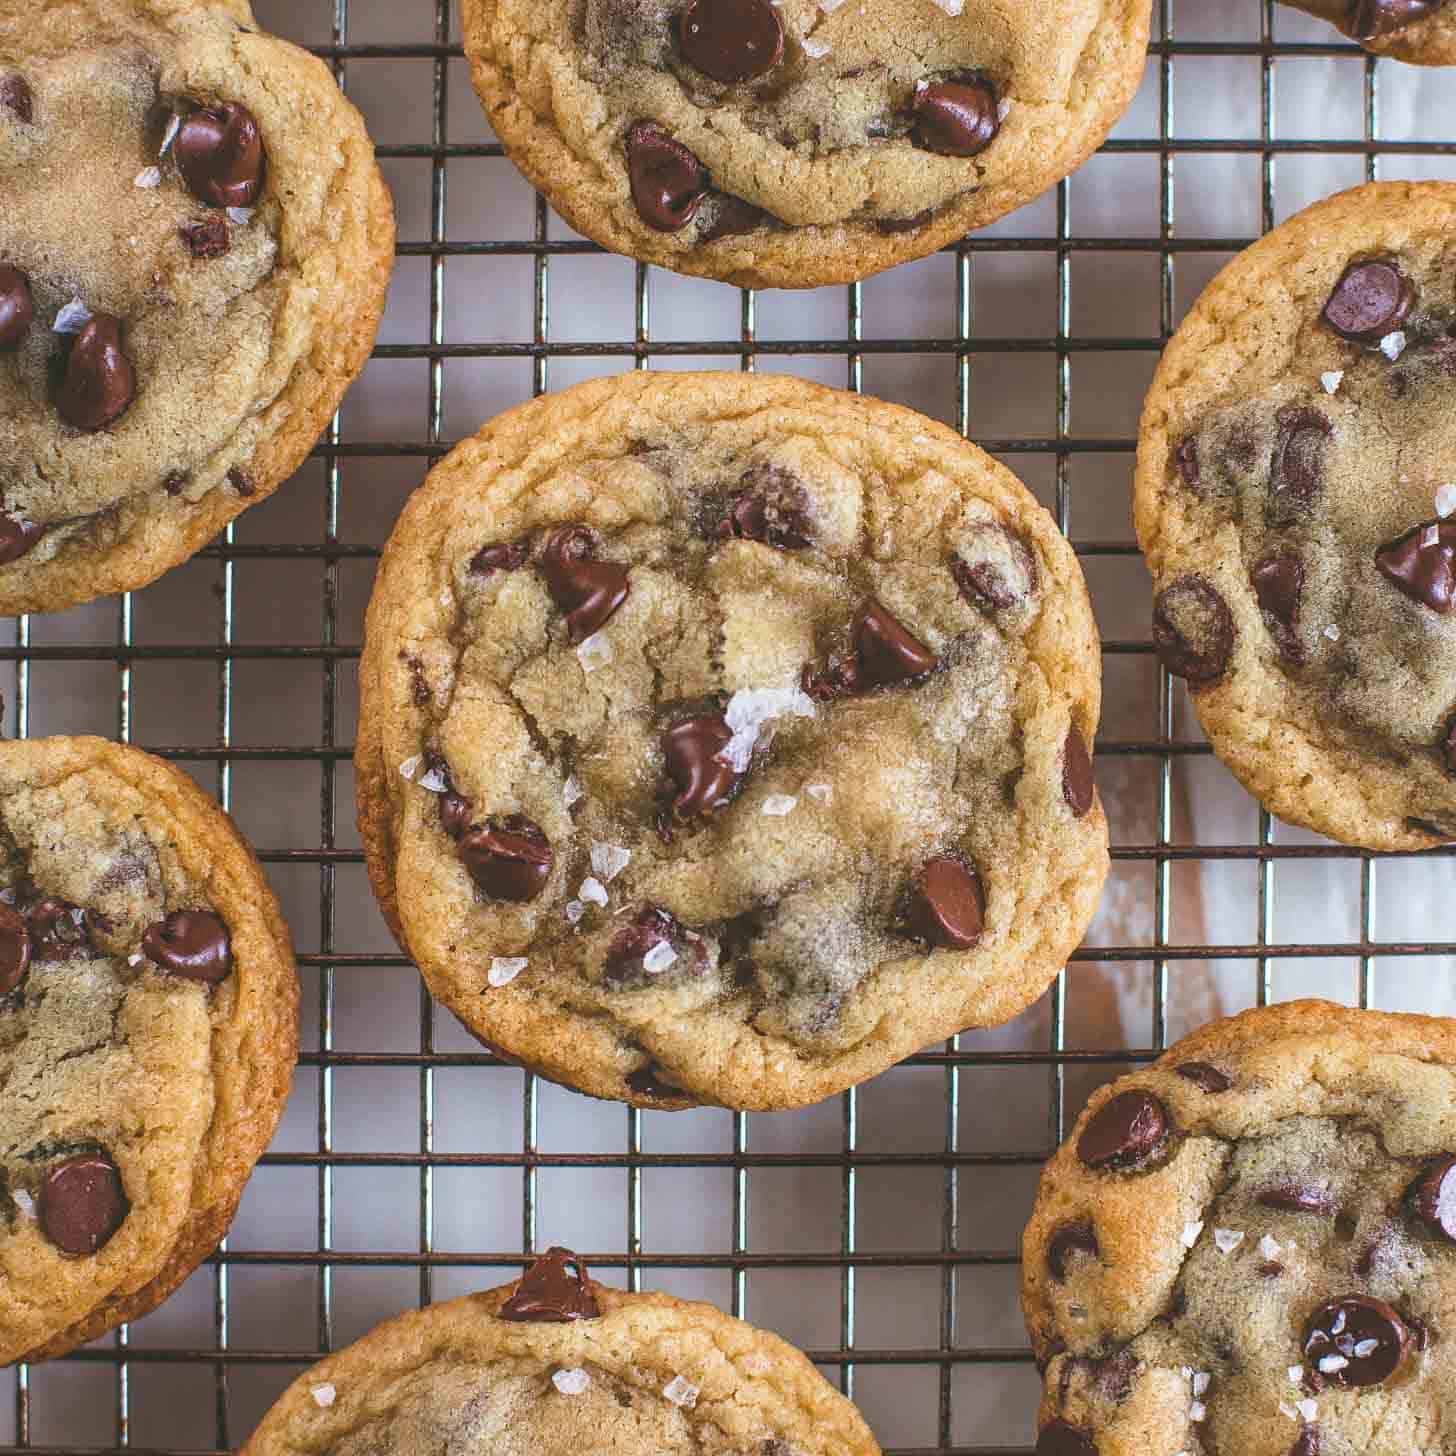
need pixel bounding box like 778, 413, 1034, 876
488, 957, 528, 988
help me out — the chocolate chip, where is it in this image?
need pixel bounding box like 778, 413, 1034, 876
0, 904, 30, 994
606, 906, 698, 983
1251, 551, 1306, 663
179, 217, 230, 258
1173, 437, 1201, 490
227, 467, 255, 497
440, 791, 472, 839
1289, 1429, 1321, 1456
29, 898, 85, 959
1035, 1422, 1097, 1456
540, 525, 630, 641
0, 264, 34, 350
1062, 726, 1095, 818
719, 464, 811, 549
625, 1063, 687, 1102
677, 0, 784, 83
39, 1154, 128, 1255
1174, 1061, 1231, 1093
663, 715, 740, 819
1303, 1294, 1409, 1387
1377, 520, 1456, 613
1259, 1261, 1286, 1278
853, 600, 938, 686
1413, 1155, 1456, 1240
875, 209, 935, 236
1048, 1222, 1098, 1281
175, 102, 266, 209
457, 816, 553, 902
1270, 407, 1332, 524
0, 74, 32, 123
952, 526, 1039, 613
1351, 0, 1441, 35
1152, 576, 1235, 685
500, 1247, 600, 1322
1077, 1089, 1170, 1171
625, 121, 708, 232
909, 856, 985, 950
142, 910, 232, 983
0, 510, 44, 566
470, 540, 530, 577
57, 315, 135, 431
1442, 716, 1456, 778
1323, 259, 1414, 342
701, 193, 770, 241
1257, 1182, 1336, 1216
912, 75, 999, 157
163, 472, 188, 496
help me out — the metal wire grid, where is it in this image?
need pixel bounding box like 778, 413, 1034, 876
2, 1, 1455, 1452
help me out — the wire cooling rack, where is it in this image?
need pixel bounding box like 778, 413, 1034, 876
3, 1, 1456, 1452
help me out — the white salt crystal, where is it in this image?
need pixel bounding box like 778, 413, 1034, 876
1260, 1235, 1282, 1259
552, 1368, 590, 1396
761, 794, 798, 817
127, 952, 146, 968
1352, 1338, 1379, 1358
1279, 1402, 1299, 1421
802, 37, 830, 57
1287, 1365, 1304, 1385
564, 775, 584, 807
1437, 483, 1456, 519
996, 97, 1013, 123
591, 843, 631, 882
662, 1375, 699, 1409
577, 632, 614, 672
311, 1384, 336, 1408
160, 113, 181, 156
134, 166, 162, 189
1180, 1221, 1203, 1248
1423, 522, 1441, 548
721, 686, 817, 772
805, 782, 833, 804
398, 755, 422, 781
53, 297, 92, 334
642, 941, 678, 974
564, 900, 586, 926
1189, 1402, 1206, 1422
227, 206, 254, 225
1191, 1372, 1210, 1397
416, 765, 448, 794
1323, 624, 1341, 642
1213, 1228, 1245, 1254
11, 1189, 34, 1218
579, 877, 609, 908
488, 957, 527, 987
1380, 330, 1408, 361
1318, 1355, 1348, 1374
928, 0, 965, 12
1296, 1398, 1317, 1422
1320, 370, 1344, 394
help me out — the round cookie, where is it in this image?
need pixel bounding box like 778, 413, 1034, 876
0, 735, 297, 1364
458, 0, 1151, 289
1023, 1000, 1456, 1456
1284, 0, 1456, 64
0, 0, 394, 615
356, 371, 1108, 1111
242, 1248, 880, 1456
1135, 181, 1456, 851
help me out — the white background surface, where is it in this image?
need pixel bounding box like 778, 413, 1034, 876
3, 2, 1455, 1452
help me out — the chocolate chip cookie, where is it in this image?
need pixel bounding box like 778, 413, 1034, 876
1135, 181, 1456, 851
458, 0, 1151, 289
241, 1248, 880, 1456
355, 372, 1107, 1111
1024, 1000, 1456, 1456
0, 735, 297, 1363
0, 0, 393, 615
1284, 0, 1456, 64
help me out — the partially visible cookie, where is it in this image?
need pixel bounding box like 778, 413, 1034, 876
0, 735, 297, 1364
241, 1248, 880, 1456
1285, 0, 1456, 64
356, 371, 1107, 1111
0, 0, 393, 614
459, 0, 1151, 289
1023, 1000, 1456, 1456
1135, 181, 1456, 850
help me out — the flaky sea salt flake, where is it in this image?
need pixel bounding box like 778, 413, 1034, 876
579, 877, 609, 908
311, 1384, 336, 1409
1320, 370, 1344, 395
416, 765, 448, 793
134, 166, 162, 189
1189, 1402, 1206, 1422
1323, 624, 1341, 642
1191, 1372, 1210, 1397
762, 794, 798, 817
1438, 483, 1456, 519
997, 97, 1013, 122
53, 297, 92, 334
564, 775, 584, 807
398, 755, 422, 781
1353, 1338, 1379, 1358
1423, 523, 1441, 548
160, 113, 181, 156
127, 952, 146, 968
1380, 330, 1408, 362
642, 941, 678, 974
11, 1189, 34, 1218
227, 206, 254, 225
552, 1368, 590, 1396
805, 782, 833, 803
591, 843, 631, 882
1318, 1355, 1348, 1374
1181, 1221, 1203, 1248
488, 957, 527, 988
1287, 1365, 1304, 1385
1260, 1235, 1283, 1259
928, 0, 965, 12
663, 1375, 699, 1409
721, 685, 817, 772
1296, 1398, 1318, 1423
565, 900, 586, 927
802, 37, 830, 57
577, 632, 614, 672
1213, 1228, 1244, 1254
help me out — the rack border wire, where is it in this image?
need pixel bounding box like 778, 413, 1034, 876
4, 2, 1456, 1453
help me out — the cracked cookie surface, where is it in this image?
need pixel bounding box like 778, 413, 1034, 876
0, 0, 393, 615
459, 0, 1150, 288
0, 735, 297, 1364
1283, 0, 1456, 64
1135, 182, 1456, 851
356, 372, 1107, 1111
241, 1249, 880, 1456
1023, 1000, 1456, 1456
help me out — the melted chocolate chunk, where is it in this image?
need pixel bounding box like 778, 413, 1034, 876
1077, 1089, 1170, 1171
0, 903, 31, 994
625, 121, 709, 231
1376, 520, 1456, 612
175, 102, 266, 209
677, 0, 784, 83
952, 526, 1039, 612
470, 540, 530, 577
179, 217, 231, 258
500, 1247, 600, 1322
163, 472, 189, 496
700, 192, 771, 241
912, 75, 999, 157
1173, 437, 1201, 490
804, 600, 938, 700
0, 510, 44, 567
1443, 716, 1456, 778
1062, 726, 1095, 818
605, 906, 699, 983
1152, 576, 1235, 685
1173, 1061, 1231, 1093
227, 467, 255, 497
540, 526, 630, 641
439, 790, 472, 840
1257, 1182, 1337, 1216
1035, 1422, 1098, 1456
39, 1154, 129, 1256
1047, 1222, 1099, 1281
1289, 1429, 1321, 1456
1322, 258, 1415, 341
29, 898, 86, 959
908, 856, 985, 950
1413, 1155, 1456, 1241
0, 264, 34, 351
57, 315, 135, 431
458, 816, 553, 902
0, 73, 33, 124
1351, 0, 1441, 38
1251, 550, 1306, 663
142, 910, 232, 983
718, 465, 812, 548
625, 1063, 688, 1102
1270, 407, 1332, 524
663, 714, 740, 819
876, 208, 935, 236
1303, 1294, 1409, 1387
